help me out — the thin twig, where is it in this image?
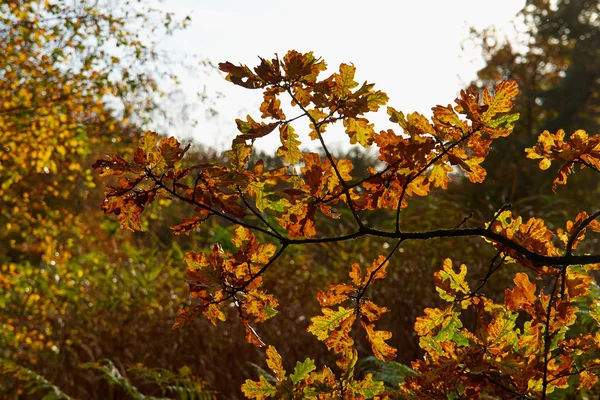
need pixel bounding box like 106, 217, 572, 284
455, 212, 474, 229
357, 239, 404, 299
285, 86, 364, 230
541, 276, 560, 400
237, 186, 285, 239
482, 373, 531, 399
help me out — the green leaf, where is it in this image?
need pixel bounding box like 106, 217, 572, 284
357, 356, 416, 389
249, 181, 291, 213
488, 112, 520, 129
290, 359, 316, 384
347, 373, 385, 398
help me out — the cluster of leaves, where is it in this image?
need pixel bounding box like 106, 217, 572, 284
526, 129, 600, 191
96, 50, 600, 399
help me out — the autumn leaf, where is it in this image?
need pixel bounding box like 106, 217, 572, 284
241, 376, 277, 399
316, 284, 355, 307
219, 61, 267, 89
505, 273, 537, 312
171, 216, 205, 235
265, 345, 286, 381
307, 307, 354, 341
236, 115, 279, 140
363, 255, 389, 285
158, 136, 190, 167
361, 320, 397, 362
343, 117, 375, 147
360, 300, 388, 323
333, 63, 358, 98
433, 258, 470, 302
324, 313, 355, 353
276, 123, 302, 164
481, 80, 519, 122
347, 374, 385, 399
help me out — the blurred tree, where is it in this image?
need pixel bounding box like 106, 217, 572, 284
457, 0, 600, 221
0, 1, 217, 398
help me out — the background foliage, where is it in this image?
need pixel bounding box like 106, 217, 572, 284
1, 0, 599, 399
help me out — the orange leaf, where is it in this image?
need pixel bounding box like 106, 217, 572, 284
265, 345, 286, 381
361, 320, 397, 361
505, 273, 537, 312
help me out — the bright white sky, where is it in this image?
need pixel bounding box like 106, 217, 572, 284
153, 0, 525, 152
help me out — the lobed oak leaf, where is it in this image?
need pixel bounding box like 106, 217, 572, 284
431, 104, 466, 141
303, 366, 337, 397
236, 115, 279, 140
219, 61, 266, 89
481, 80, 519, 122
505, 273, 537, 312
388, 109, 434, 143
360, 300, 388, 322
454, 87, 485, 123
291, 84, 312, 107
564, 269, 594, 299
117, 201, 143, 231
307, 306, 354, 341
433, 258, 470, 302
558, 211, 600, 249
360, 86, 389, 112
324, 313, 355, 354
307, 108, 329, 140
526, 129, 600, 191
333, 63, 358, 98
241, 375, 277, 399
361, 320, 397, 362
158, 136, 189, 167
518, 321, 544, 358
277, 201, 316, 238
203, 303, 226, 326
250, 243, 277, 265
276, 123, 302, 164
139, 131, 163, 167
347, 373, 385, 399
578, 370, 598, 390
265, 345, 286, 381
316, 283, 355, 307
414, 305, 454, 337
460, 156, 486, 183
92, 154, 133, 176
343, 117, 375, 147
227, 138, 252, 171
486, 311, 518, 351
349, 263, 362, 287
245, 323, 266, 347
428, 163, 453, 189
290, 359, 316, 385
170, 216, 205, 235
363, 255, 389, 285
248, 181, 291, 213
282, 50, 325, 83
245, 289, 279, 322
253, 56, 282, 84
301, 152, 328, 196
260, 92, 285, 120
336, 347, 358, 376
